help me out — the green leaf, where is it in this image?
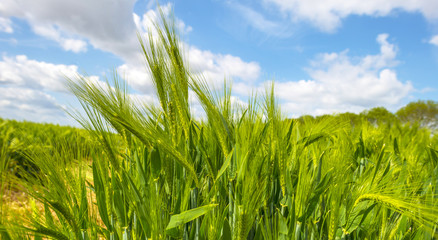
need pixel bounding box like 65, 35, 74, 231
237, 109, 248, 128
393, 138, 400, 155
150, 147, 161, 180
216, 149, 234, 182
370, 144, 385, 186
0, 228, 12, 240
298, 169, 333, 222
44, 203, 55, 229
113, 189, 127, 227
92, 160, 111, 230
428, 147, 438, 168
166, 204, 218, 230
344, 203, 376, 233
222, 218, 232, 240
136, 150, 148, 186
303, 133, 325, 148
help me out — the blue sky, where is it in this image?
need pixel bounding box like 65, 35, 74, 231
1, 0, 438, 125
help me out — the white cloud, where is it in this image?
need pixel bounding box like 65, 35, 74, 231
0, 87, 60, 111
0, 1, 189, 61
134, 3, 192, 37
122, 5, 261, 93
0, 1, 261, 90
0, 2, 262, 124
238, 34, 412, 116
231, 3, 293, 38
117, 64, 154, 94
0, 55, 84, 92
188, 46, 261, 86
0, 87, 72, 124
0, 54, 107, 124
60, 38, 87, 53
1, 1, 259, 80
264, 0, 438, 32
429, 35, 438, 46
0, 0, 137, 54
31, 24, 87, 53
0, 16, 13, 33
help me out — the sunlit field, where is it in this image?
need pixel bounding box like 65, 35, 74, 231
1, 12, 438, 240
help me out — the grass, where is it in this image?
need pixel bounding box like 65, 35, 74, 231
1, 8, 438, 240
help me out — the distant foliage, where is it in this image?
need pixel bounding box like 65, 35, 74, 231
396, 100, 438, 129
361, 107, 397, 125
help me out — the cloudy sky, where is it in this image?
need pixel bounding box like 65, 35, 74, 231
1, 0, 438, 125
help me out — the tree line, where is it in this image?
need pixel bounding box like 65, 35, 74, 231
298, 100, 438, 129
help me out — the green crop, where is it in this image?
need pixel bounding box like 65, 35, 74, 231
1, 8, 438, 240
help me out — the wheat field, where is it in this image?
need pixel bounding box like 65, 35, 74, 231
1, 10, 438, 240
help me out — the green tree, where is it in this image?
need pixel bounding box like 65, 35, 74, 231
336, 112, 362, 126
361, 107, 397, 125
396, 100, 438, 129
